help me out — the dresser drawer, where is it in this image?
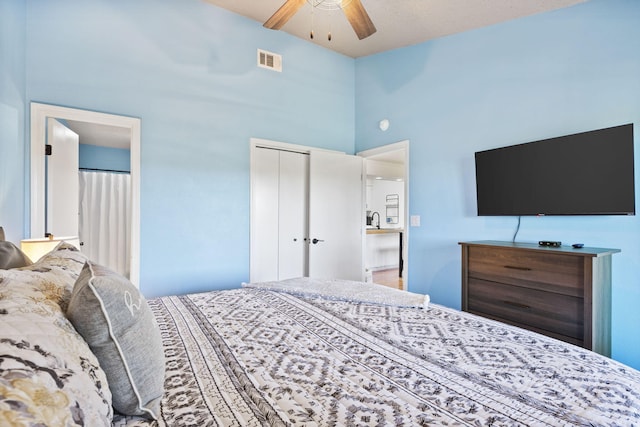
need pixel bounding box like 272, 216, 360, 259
461, 241, 619, 355
468, 246, 583, 296
467, 278, 583, 340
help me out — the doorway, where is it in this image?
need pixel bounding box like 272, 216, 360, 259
29, 102, 141, 287
358, 140, 409, 290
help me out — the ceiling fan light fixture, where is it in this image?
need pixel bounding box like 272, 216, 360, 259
307, 0, 354, 11
265, 0, 375, 40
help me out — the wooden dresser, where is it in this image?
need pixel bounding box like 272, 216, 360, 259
459, 241, 620, 356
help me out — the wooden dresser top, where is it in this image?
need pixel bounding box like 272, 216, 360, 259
459, 240, 621, 257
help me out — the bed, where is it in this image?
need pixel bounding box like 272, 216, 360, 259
1, 238, 639, 426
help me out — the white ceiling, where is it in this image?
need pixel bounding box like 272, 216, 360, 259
65, 119, 131, 150
204, 0, 587, 58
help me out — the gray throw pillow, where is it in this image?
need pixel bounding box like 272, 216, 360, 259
67, 261, 164, 419
0, 241, 33, 269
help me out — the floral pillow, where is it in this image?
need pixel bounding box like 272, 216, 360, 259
0, 243, 113, 426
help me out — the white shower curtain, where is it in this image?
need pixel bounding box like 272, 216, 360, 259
79, 171, 131, 278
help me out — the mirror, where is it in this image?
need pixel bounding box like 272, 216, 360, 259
30, 102, 141, 287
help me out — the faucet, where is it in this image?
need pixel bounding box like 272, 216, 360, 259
371, 211, 380, 229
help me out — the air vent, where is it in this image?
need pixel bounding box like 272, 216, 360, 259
257, 49, 282, 72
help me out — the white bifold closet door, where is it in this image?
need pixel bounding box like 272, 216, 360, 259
252, 148, 309, 281
251, 146, 363, 283
79, 171, 131, 278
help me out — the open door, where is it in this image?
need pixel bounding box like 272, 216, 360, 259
46, 118, 79, 237
308, 151, 364, 281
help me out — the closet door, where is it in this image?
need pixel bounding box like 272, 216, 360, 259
250, 145, 364, 283
278, 151, 309, 279
251, 148, 308, 282
251, 148, 280, 282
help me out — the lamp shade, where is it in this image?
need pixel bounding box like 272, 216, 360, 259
21, 236, 80, 262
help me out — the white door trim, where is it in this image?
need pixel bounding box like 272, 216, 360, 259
30, 102, 141, 287
357, 140, 410, 289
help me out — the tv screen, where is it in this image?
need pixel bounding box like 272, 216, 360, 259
475, 124, 635, 216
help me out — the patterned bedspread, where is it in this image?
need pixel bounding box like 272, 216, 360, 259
116, 287, 640, 426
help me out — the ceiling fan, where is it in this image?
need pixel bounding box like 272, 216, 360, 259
263, 0, 377, 40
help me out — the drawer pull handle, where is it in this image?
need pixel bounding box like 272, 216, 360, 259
503, 300, 531, 309
504, 265, 532, 271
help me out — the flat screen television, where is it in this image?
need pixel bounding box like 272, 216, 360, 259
475, 123, 635, 216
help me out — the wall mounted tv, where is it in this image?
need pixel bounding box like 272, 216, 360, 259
475, 123, 635, 216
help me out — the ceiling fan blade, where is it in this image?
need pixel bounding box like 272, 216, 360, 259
342, 0, 377, 40
263, 0, 306, 30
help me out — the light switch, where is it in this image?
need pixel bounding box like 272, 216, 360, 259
410, 215, 421, 227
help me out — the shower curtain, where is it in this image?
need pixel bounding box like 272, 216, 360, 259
79, 170, 131, 278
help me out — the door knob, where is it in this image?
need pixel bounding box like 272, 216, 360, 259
311, 238, 324, 244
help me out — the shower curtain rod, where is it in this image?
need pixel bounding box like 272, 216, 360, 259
80, 167, 130, 174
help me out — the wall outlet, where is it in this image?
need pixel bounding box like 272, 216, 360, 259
410, 215, 421, 227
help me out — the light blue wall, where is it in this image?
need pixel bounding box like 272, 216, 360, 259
355, 0, 640, 369
0, 0, 26, 243
9, 0, 640, 370
79, 144, 131, 173
24, 0, 355, 297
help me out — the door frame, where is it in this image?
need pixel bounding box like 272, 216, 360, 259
357, 140, 410, 289
30, 102, 141, 287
